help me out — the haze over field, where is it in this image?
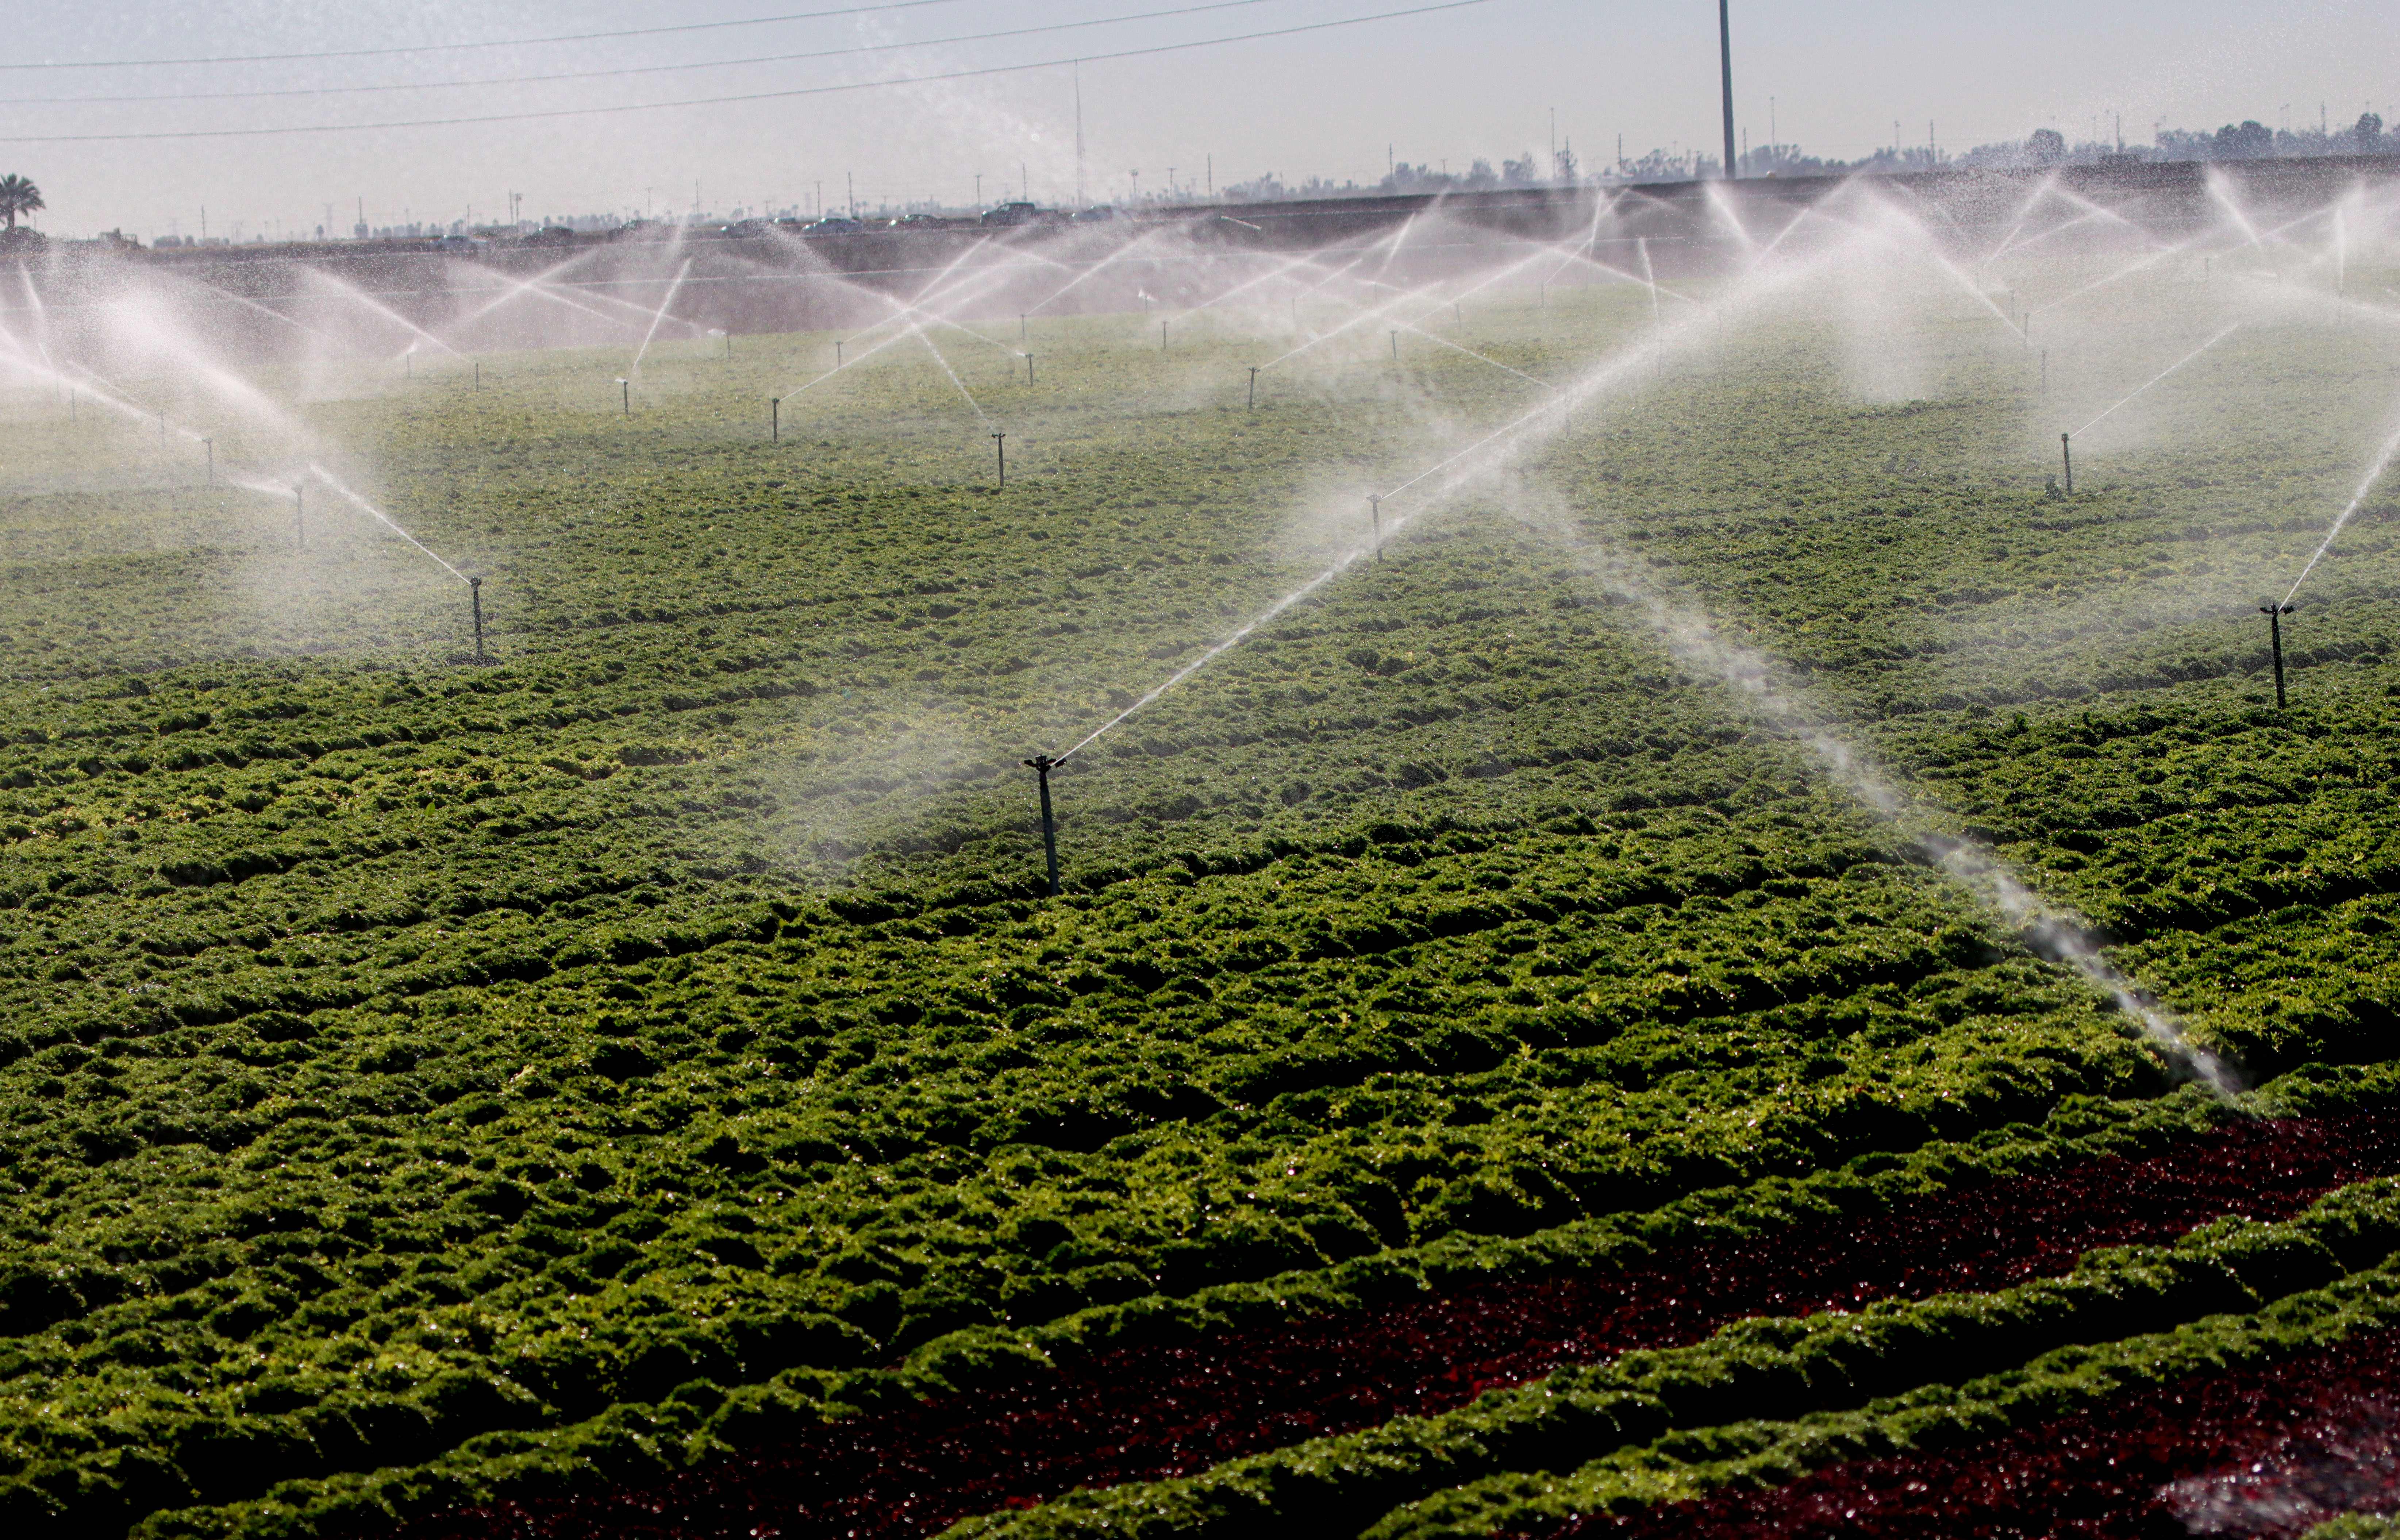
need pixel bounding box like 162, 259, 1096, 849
0, 0, 2394, 239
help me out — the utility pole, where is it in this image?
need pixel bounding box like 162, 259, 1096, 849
1718, 0, 1738, 179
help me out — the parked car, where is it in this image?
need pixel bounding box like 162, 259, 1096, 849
980, 201, 1042, 227
798, 216, 864, 236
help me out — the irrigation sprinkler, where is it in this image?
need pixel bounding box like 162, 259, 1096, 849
836, 340, 844, 366
2041, 350, 2049, 401
68, 391, 74, 423
203, 439, 213, 486
474, 361, 481, 392
771, 397, 780, 443
1161, 320, 1169, 351
1247, 366, 1258, 409
1023, 754, 1062, 896
616, 378, 630, 415
719, 329, 732, 361
293, 485, 306, 550
1391, 331, 1399, 360
2261, 602, 2294, 708
1020, 312, 1028, 340
158, 415, 167, 446
471, 577, 488, 663
1369, 494, 1382, 560
406, 351, 413, 379
1024, 353, 1035, 385
992, 430, 1007, 490
2061, 433, 2074, 494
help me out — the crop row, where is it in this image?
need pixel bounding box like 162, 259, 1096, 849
1376, 1239, 2400, 1539
57, 1071, 2371, 1540
1522, 1324, 2400, 1537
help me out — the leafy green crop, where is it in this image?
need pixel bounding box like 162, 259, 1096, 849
0, 270, 2396, 1537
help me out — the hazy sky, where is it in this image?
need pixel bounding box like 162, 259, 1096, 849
4, 0, 2393, 240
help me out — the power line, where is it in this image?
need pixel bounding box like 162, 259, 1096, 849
0, 0, 977, 72
0, 0, 1286, 107
0, 0, 1502, 142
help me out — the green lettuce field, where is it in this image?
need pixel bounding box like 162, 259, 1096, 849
4, 228, 2400, 1538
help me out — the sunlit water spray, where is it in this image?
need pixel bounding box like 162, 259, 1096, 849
2282, 397, 2400, 603
307, 466, 470, 582
1039, 220, 2232, 1086
2069, 323, 2242, 439
1554, 536, 2236, 1092
626, 259, 695, 380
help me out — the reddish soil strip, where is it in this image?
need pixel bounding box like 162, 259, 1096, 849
1554, 1325, 2400, 1539
411, 1113, 2400, 1540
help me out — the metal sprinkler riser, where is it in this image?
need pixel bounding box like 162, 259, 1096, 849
1023, 755, 1062, 896
471, 577, 488, 663
2061, 433, 2074, 494
2261, 602, 2295, 708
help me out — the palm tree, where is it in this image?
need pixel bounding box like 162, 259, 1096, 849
0, 175, 44, 232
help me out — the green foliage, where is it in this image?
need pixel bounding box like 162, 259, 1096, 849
1358, 1227, 2400, 1539
0, 284, 2395, 1536
947, 1166, 2400, 1540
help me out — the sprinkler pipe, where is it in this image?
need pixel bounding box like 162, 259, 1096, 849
771, 397, 780, 442
1369, 493, 1383, 560
2262, 602, 2293, 707
1024, 353, 1035, 385
1247, 366, 1258, 409
1023, 754, 1062, 896
836, 340, 844, 366
2061, 432, 2074, 494
203, 438, 213, 487
474, 361, 481, 392
615, 378, 630, 415
471, 577, 488, 663
293, 485, 306, 550
992, 430, 1007, 490
1161, 319, 1169, 351
1020, 312, 1027, 340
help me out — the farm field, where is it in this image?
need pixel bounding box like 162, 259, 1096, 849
2, 205, 2400, 1539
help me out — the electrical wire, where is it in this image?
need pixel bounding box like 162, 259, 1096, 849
0, 0, 977, 72
0, 0, 1285, 107
0, 0, 1501, 142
